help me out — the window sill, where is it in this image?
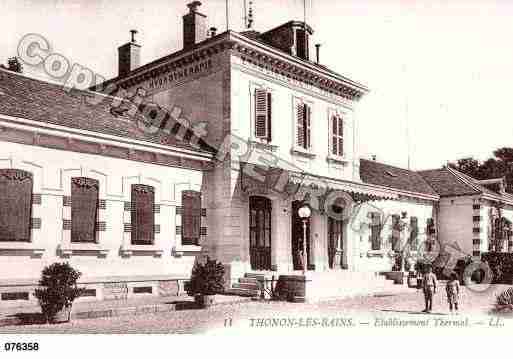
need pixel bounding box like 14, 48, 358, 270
366, 250, 385, 258
120, 245, 164, 258
0, 242, 45, 256
249, 139, 279, 152
291, 146, 316, 158
326, 154, 349, 165
59, 243, 109, 257
172, 245, 202, 257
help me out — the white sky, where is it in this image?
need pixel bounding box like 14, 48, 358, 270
1, 0, 512, 170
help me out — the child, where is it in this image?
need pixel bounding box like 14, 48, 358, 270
446, 272, 460, 314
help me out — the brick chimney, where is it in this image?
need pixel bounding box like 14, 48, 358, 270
118, 30, 141, 77
183, 1, 207, 50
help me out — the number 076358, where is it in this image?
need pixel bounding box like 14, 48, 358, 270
4, 342, 39, 351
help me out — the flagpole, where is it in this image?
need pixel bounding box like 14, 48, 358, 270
226, 0, 229, 31
304, 0, 307, 58
243, 0, 247, 29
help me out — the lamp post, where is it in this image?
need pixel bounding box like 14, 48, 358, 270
298, 203, 312, 275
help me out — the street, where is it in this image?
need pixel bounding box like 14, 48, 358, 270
0, 284, 510, 334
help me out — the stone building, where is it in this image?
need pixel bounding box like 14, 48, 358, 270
1, 1, 511, 306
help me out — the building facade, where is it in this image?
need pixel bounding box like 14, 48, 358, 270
1, 1, 511, 306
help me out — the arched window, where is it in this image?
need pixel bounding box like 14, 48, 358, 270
0, 169, 33, 242
71, 177, 99, 243
131, 184, 155, 245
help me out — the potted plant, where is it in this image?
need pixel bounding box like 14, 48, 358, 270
34, 262, 84, 323
187, 256, 225, 308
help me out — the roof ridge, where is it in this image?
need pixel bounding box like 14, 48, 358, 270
0, 67, 125, 103
445, 166, 483, 194
360, 158, 416, 173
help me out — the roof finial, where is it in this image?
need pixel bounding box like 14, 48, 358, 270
247, 1, 254, 29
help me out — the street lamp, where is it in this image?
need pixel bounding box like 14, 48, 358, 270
298, 203, 312, 274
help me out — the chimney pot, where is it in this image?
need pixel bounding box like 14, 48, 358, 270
187, 1, 202, 13
130, 29, 138, 43
315, 43, 321, 64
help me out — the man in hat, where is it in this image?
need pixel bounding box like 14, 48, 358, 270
422, 265, 437, 313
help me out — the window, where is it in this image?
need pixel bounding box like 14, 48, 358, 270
71, 177, 99, 243
254, 88, 272, 142
331, 115, 344, 156
409, 216, 418, 249
182, 191, 201, 246
296, 102, 311, 150
0, 169, 33, 242
131, 184, 155, 245
370, 212, 382, 250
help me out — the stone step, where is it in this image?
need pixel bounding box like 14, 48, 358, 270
238, 277, 259, 285
233, 282, 260, 290
224, 287, 259, 297
244, 273, 265, 281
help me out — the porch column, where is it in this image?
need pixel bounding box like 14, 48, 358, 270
271, 198, 292, 272
311, 211, 328, 271
345, 216, 359, 271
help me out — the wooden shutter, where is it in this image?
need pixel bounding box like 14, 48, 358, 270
305, 104, 311, 149
182, 191, 201, 245
332, 116, 343, 156
131, 184, 155, 245
71, 177, 99, 243
391, 214, 400, 251
0, 169, 32, 242
338, 116, 343, 156
370, 212, 381, 250
266, 92, 272, 141
255, 89, 271, 141
332, 116, 338, 155
296, 103, 305, 147
409, 216, 418, 248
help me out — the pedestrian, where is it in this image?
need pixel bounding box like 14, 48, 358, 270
446, 272, 460, 314
422, 265, 437, 313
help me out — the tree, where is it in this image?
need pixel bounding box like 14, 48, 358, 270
449, 157, 481, 179
0, 57, 23, 73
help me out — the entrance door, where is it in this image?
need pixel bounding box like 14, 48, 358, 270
249, 196, 272, 271
291, 201, 312, 271
328, 217, 344, 269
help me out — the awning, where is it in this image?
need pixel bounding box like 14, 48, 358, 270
239, 162, 399, 202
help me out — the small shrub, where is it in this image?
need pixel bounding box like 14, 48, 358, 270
187, 256, 225, 297
34, 262, 84, 323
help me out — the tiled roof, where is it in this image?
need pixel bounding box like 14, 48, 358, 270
359, 159, 438, 197
419, 167, 513, 204
0, 69, 215, 154
417, 168, 480, 197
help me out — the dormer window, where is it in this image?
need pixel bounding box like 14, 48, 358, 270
259, 21, 314, 60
